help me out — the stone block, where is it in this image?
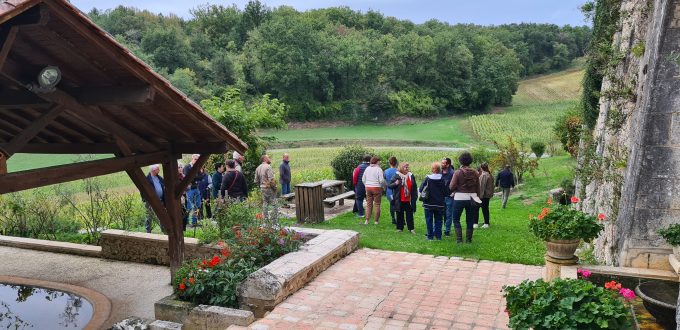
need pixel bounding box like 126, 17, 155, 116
185, 305, 254, 330
624, 247, 673, 270
149, 320, 183, 330
154, 294, 195, 324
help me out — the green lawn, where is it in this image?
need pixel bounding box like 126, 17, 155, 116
287, 155, 574, 265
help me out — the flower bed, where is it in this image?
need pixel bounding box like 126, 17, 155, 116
503, 276, 636, 329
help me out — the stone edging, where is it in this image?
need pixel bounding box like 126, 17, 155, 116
0, 235, 101, 258
155, 227, 360, 327
0, 275, 111, 330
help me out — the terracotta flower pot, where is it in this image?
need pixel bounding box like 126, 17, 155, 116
545, 239, 580, 259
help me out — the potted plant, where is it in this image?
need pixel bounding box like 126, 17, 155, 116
529, 196, 604, 259
503, 278, 635, 329
658, 223, 680, 260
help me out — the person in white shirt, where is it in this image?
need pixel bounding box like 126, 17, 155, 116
362, 157, 385, 225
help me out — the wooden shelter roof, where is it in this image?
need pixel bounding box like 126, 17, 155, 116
0, 0, 247, 156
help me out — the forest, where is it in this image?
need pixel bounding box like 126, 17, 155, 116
88, 1, 592, 120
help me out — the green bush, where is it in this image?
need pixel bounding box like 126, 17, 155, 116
554, 109, 583, 157
387, 89, 439, 117
211, 199, 258, 239
659, 224, 680, 246
467, 146, 496, 168
504, 278, 632, 329
330, 145, 375, 190
174, 257, 258, 307
531, 141, 546, 158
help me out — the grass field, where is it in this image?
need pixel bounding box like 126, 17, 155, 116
264, 66, 584, 147
284, 155, 575, 265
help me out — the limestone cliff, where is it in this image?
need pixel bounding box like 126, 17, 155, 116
578, 0, 679, 269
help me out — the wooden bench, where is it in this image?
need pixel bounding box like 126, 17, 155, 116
323, 191, 355, 207
281, 192, 295, 201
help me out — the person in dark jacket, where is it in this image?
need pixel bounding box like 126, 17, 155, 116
352, 155, 371, 218
220, 160, 248, 201
211, 163, 225, 199
496, 165, 515, 209
144, 164, 165, 233
449, 152, 481, 243
389, 162, 418, 233
441, 157, 454, 236
183, 154, 202, 227
279, 153, 292, 195
420, 162, 447, 240
198, 166, 212, 219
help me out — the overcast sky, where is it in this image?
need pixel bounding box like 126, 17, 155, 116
70, 0, 591, 26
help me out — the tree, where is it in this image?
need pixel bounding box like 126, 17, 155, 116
492, 137, 539, 183
201, 89, 286, 188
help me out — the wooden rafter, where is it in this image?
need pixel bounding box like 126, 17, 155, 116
0, 151, 171, 194
0, 108, 67, 143
0, 104, 64, 157
0, 141, 230, 155
0, 117, 47, 143
0, 26, 18, 69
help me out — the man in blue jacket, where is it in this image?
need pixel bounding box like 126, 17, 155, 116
496, 165, 515, 209
144, 164, 165, 233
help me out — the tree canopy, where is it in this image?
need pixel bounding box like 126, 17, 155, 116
89, 2, 591, 120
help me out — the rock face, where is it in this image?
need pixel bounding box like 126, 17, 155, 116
579, 0, 679, 269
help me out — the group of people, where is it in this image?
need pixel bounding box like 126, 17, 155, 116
142, 152, 293, 233
352, 152, 516, 243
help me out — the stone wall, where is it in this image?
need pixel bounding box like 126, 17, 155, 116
579, 0, 680, 269
100, 230, 221, 265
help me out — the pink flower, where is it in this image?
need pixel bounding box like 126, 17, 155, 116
619, 288, 636, 301
570, 196, 580, 203
597, 213, 606, 221
577, 269, 591, 278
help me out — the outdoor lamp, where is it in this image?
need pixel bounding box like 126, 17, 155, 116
37, 66, 61, 89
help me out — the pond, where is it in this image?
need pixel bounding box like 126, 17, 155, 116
0, 283, 93, 329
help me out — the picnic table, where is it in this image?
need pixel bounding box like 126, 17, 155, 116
318, 179, 346, 197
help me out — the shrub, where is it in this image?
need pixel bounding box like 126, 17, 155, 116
530, 141, 546, 158
467, 146, 496, 168
330, 145, 375, 190
211, 199, 258, 238
388, 89, 439, 117
529, 198, 603, 241
503, 278, 632, 329
658, 224, 680, 246
554, 109, 583, 157
491, 136, 538, 183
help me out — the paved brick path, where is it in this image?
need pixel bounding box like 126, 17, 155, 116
246, 249, 542, 330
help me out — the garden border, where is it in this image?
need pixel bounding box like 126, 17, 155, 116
154, 227, 359, 326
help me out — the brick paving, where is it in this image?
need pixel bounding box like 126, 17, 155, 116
245, 248, 542, 330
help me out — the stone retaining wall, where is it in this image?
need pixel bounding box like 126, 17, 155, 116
100, 230, 223, 265
0, 235, 101, 257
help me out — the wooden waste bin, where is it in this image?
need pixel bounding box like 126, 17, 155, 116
295, 182, 324, 223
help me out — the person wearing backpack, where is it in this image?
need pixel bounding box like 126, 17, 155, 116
220, 159, 248, 201
419, 162, 447, 240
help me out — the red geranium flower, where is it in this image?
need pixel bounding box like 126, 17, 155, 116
208, 255, 221, 268
597, 213, 606, 221
570, 196, 580, 203
189, 277, 195, 285
256, 213, 264, 220
604, 281, 621, 290
179, 282, 186, 291
201, 259, 208, 267
220, 247, 231, 258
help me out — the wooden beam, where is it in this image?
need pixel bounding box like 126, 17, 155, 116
0, 153, 6, 175
0, 109, 66, 143
2, 4, 49, 27
0, 88, 49, 109
163, 157, 185, 279
0, 26, 18, 70
0, 142, 229, 155
0, 151, 170, 194
0, 105, 65, 157
73, 85, 155, 106
0, 143, 116, 154
0, 117, 48, 143
174, 154, 210, 199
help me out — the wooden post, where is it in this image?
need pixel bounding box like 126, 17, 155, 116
0, 153, 6, 175
163, 158, 185, 281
